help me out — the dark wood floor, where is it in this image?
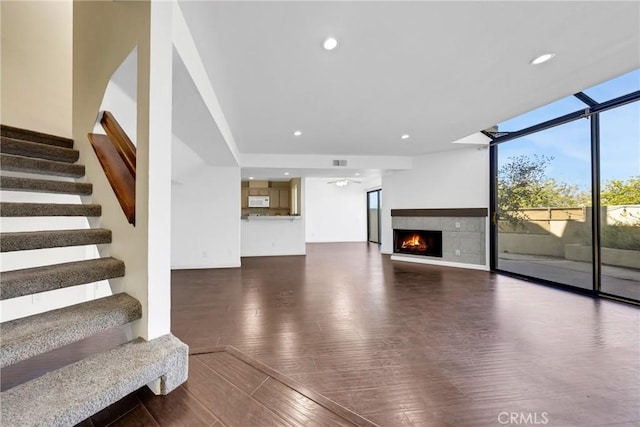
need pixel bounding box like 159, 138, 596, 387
3, 242, 639, 426
70, 346, 375, 427
171, 243, 639, 427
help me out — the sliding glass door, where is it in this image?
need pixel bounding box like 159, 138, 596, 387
599, 102, 640, 301
367, 190, 381, 244
491, 69, 639, 303
495, 119, 593, 290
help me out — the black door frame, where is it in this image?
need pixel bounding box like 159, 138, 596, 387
367, 189, 382, 244
489, 89, 640, 305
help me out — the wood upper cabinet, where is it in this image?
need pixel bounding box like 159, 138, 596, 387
241, 188, 249, 208
279, 189, 289, 208
242, 180, 292, 211
269, 188, 280, 207
249, 188, 269, 196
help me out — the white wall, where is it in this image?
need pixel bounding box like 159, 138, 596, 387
305, 177, 367, 243
172, 165, 241, 268
0, 1, 109, 322
381, 147, 490, 254
94, 47, 138, 145
1, 0, 72, 137
73, 0, 176, 340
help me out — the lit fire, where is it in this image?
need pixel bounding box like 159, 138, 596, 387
400, 234, 428, 251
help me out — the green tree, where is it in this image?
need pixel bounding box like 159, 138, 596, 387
497, 155, 551, 227
600, 176, 640, 205
497, 155, 589, 227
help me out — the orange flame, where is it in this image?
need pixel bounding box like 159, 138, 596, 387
400, 234, 428, 250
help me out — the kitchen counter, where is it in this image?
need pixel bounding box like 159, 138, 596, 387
241, 215, 305, 257
241, 215, 302, 221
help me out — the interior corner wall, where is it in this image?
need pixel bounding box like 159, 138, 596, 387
73, 0, 162, 340
171, 165, 241, 269
381, 147, 490, 254
1, 0, 72, 137
304, 177, 367, 243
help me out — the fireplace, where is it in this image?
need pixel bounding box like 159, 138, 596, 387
393, 229, 442, 257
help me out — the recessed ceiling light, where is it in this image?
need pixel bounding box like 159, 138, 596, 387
294, 131, 302, 136
248, 176, 254, 180
323, 37, 338, 50
401, 134, 410, 140
355, 173, 360, 176
530, 53, 555, 65
284, 172, 290, 176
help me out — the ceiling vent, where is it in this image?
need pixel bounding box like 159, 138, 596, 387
332, 160, 348, 167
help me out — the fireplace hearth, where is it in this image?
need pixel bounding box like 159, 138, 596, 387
393, 229, 442, 257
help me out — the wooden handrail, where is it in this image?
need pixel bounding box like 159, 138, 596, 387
100, 111, 136, 179
88, 111, 136, 225
88, 133, 135, 225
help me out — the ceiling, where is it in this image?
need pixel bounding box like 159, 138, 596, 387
176, 0, 639, 161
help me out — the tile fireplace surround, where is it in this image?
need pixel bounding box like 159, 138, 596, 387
391, 208, 488, 270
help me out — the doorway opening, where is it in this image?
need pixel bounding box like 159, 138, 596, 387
367, 189, 382, 244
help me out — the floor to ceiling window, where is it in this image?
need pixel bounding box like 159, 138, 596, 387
490, 69, 639, 303
599, 101, 640, 300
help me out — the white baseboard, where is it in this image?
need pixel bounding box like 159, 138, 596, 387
171, 262, 242, 270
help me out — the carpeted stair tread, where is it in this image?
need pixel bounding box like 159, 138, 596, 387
1, 136, 79, 163
0, 228, 111, 252
0, 334, 188, 426
1, 257, 124, 300
1, 124, 74, 149
0, 293, 142, 368
0, 175, 92, 195
0, 153, 85, 177
0, 202, 101, 217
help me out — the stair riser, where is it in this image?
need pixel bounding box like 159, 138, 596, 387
1, 137, 79, 163
0, 176, 92, 195
0, 191, 85, 206
0, 247, 107, 277
0, 217, 93, 235
0, 202, 101, 217
1, 258, 124, 300
0, 229, 112, 252
0, 293, 141, 368
1, 125, 74, 149
0, 154, 85, 178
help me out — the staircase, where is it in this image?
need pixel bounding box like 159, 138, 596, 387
0, 125, 187, 426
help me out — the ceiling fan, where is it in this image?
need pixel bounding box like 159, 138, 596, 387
327, 178, 362, 187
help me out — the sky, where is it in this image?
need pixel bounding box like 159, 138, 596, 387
497, 69, 640, 191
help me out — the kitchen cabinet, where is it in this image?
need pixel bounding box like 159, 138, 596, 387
241, 188, 249, 208
269, 189, 280, 207
249, 188, 269, 196
279, 189, 289, 209
241, 179, 296, 214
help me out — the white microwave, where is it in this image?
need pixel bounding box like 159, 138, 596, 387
248, 196, 270, 208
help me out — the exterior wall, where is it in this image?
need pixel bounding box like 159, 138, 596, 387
498, 206, 640, 269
